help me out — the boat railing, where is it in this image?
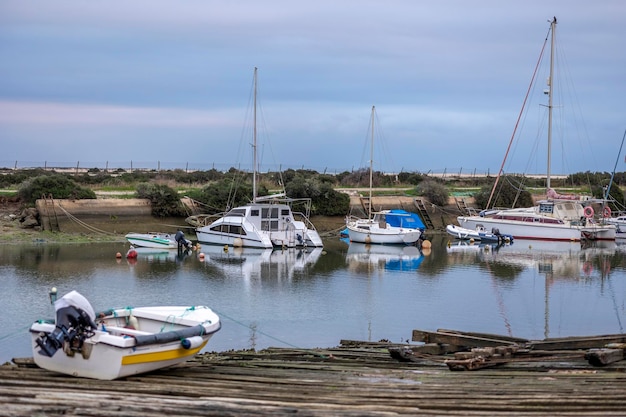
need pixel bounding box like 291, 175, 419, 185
185, 213, 225, 227
292, 211, 318, 231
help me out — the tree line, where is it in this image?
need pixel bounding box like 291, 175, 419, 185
4, 168, 624, 217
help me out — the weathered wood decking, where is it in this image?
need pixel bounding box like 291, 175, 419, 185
2, 337, 626, 416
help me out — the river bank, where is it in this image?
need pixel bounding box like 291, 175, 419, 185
0, 195, 460, 244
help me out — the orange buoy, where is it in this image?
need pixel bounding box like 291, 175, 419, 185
115, 252, 122, 259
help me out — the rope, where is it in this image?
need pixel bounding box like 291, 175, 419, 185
213, 308, 328, 358
56, 204, 117, 235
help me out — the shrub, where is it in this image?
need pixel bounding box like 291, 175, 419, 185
416, 179, 449, 207
135, 183, 187, 217
18, 174, 96, 205
473, 176, 533, 209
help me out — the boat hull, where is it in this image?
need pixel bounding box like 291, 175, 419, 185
457, 216, 616, 241
195, 202, 323, 249
31, 305, 221, 380
346, 223, 421, 245
445, 224, 512, 242
125, 233, 178, 249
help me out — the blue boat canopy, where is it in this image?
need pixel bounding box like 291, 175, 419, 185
383, 209, 426, 230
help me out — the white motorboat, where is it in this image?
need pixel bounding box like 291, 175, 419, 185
192, 68, 323, 249
456, 18, 615, 242
30, 290, 220, 380
125, 232, 191, 250
345, 107, 425, 245
446, 224, 513, 243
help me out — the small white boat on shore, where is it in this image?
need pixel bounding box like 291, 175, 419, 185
125, 232, 191, 249
446, 224, 513, 243
30, 290, 221, 380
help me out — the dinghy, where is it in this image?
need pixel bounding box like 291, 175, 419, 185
446, 224, 513, 243
30, 290, 221, 380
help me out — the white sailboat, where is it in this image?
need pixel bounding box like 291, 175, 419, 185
457, 18, 615, 242
345, 106, 424, 245
193, 68, 323, 249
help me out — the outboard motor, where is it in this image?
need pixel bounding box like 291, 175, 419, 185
175, 230, 192, 251
36, 291, 97, 358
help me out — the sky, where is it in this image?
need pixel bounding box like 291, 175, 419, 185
1, 1, 625, 175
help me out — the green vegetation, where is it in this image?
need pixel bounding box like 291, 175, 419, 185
2, 167, 625, 215
135, 183, 188, 217
473, 176, 534, 209
415, 180, 449, 207
17, 174, 96, 205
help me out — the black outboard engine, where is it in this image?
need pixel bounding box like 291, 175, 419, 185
175, 229, 192, 251
36, 291, 97, 357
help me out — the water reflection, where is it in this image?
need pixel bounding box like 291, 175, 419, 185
344, 241, 424, 273
1, 236, 626, 364
198, 245, 323, 283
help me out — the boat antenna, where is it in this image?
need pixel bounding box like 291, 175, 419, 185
604, 128, 626, 201
486, 21, 551, 209
253, 67, 258, 204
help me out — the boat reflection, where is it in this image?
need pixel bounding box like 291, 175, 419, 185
199, 244, 323, 282
345, 242, 424, 273
126, 247, 192, 264
479, 239, 616, 280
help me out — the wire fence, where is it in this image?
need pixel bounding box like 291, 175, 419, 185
0, 160, 530, 179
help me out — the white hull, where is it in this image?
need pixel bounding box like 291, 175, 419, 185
346, 222, 422, 244
445, 224, 512, 242
31, 303, 220, 380
346, 210, 423, 245
125, 233, 178, 249
457, 214, 615, 241
195, 202, 323, 249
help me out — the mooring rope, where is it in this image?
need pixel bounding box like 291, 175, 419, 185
213, 308, 328, 358
56, 204, 117, 235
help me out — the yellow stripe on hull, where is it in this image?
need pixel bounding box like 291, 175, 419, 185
121, 341, 207, 365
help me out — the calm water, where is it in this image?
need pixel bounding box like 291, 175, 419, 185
1, 236, 625, 363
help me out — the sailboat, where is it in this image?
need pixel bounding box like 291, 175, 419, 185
457, 18, 615, 242
194, 68, 323, 249
345, 106, 425, 245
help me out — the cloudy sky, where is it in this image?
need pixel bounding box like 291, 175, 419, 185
1, 1, 624, 175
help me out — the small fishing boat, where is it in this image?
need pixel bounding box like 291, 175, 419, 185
30, 290, 221, 380
446, 224, 513, 243
125, 231, 192, 249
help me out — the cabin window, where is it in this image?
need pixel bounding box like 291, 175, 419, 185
539, 203, 554, 214
271, 208, 279, 218
229, 225, 245, 235
228, 208, 246, 217
250, 209, 259, 217
261, 220, 279, 231
281, 209, 290, 216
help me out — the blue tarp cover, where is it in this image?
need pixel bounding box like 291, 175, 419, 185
384, 209, 426, 230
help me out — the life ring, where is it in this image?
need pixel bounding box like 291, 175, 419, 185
583, 206, 594, 218
602, 206, 611, 218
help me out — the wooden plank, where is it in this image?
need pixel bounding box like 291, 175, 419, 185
585, 349, 625, 367
528, 334, 626, 351
436, 328, 529, 344
412, 329, 518, 347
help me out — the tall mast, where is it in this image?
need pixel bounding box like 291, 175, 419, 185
252, 67, 258, 203
546, 17, 556, 190
369, 106, 374, 220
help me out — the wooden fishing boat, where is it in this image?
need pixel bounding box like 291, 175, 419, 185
30, 290, 221, 380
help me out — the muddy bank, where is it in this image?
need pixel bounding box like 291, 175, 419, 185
4, 196, 465, 243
